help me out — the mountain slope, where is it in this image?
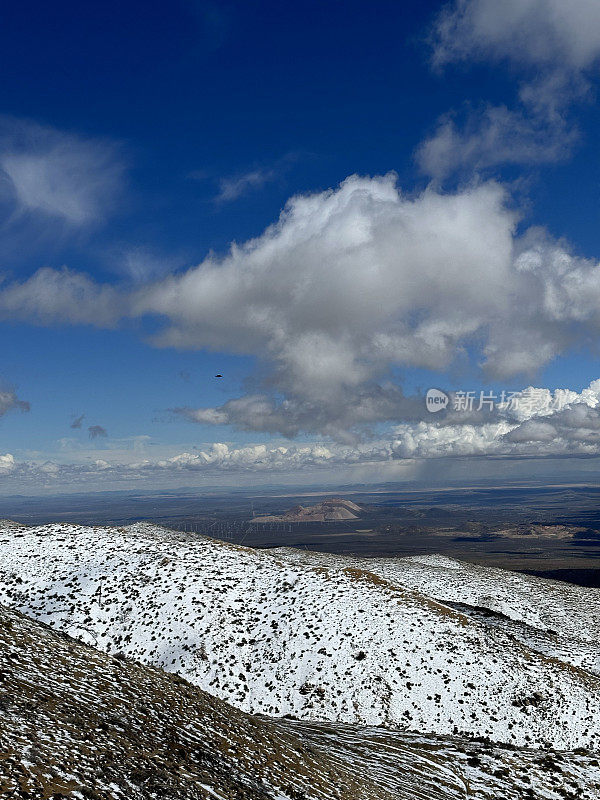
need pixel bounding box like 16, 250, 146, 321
0, 603, 381, 800
276, 549, 600, 675
287, 550, 600, 644
3, 602, 600, 800
1, 521, 600, 750
286, 720, 600, 800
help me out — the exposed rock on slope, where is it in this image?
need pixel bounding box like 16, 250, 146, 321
1, 521, 600, 750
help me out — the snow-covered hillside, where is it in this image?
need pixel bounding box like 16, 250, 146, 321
277, 549, 600, 675
5, 601, 600, 800
278, 549, 600, 644
0, 603, 383, 800
1, 520, 600, 750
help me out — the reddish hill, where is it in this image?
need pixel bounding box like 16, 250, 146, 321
253, 497, 362, 522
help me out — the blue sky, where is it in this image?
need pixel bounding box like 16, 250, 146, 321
2, 0, 600, 493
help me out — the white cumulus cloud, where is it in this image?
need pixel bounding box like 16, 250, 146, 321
4, 379, 600, 490
4, 176, 600, 438
0, 454, 15, 475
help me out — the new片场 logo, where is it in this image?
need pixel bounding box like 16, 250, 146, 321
425, 388, 449, 413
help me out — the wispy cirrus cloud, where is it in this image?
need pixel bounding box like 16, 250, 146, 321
416, 104, 576, 180
419, 0, 600, 179
431, 0, 600, 71
0, 116, 126, 226
215, 168, 279, 202
208, 153, 299, 203
0, 267, 124, 327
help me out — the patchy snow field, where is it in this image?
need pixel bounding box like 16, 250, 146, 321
0, 603, 382, 799
1, 521, 600, 751
277, 549, 600, 675
3, 602, 600, 800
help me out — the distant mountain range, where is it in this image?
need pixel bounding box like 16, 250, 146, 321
253, 496, 362, 522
